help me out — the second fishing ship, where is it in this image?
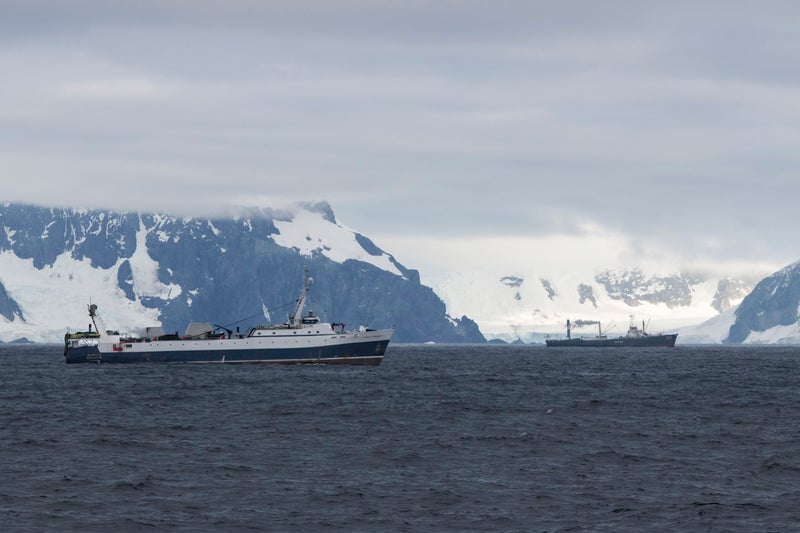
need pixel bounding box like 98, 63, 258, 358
545, 317, 677, 347
64, 271, 393, 365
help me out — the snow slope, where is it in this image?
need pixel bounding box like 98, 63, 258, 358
0, 250, 165, 343
675, 306, 738, 344
742, 322, 800, 344
270, 207, 405, 278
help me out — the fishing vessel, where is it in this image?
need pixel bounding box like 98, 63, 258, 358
545, 317, 677, 347
64, 271, 393, 365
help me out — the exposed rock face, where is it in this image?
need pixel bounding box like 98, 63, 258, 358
725, 262, 800, 344
712, 278, 751, 313
577, 283, 597, 308
594, 269, 693, 308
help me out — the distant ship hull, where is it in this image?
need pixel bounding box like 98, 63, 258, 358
545, 333, 677, 348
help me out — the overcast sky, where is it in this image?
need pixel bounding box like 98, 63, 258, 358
2, 1, 798, 281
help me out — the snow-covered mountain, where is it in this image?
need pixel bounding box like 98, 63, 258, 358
6, 201, 796, 346
676, 260, 800, 344
722, 260, 800, 344
0, 202, 484, 344
433, 267, 759, 344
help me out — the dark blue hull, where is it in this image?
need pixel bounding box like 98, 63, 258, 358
65, 339, 389, 365
545, 333, 677, 348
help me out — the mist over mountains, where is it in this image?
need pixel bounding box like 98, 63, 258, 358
0, 202, 483, 344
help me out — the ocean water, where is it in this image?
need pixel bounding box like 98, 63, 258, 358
1, 343, 799, 532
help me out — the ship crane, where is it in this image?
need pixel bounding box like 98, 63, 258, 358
288, 269, 314, 328
88, 303, 106, 335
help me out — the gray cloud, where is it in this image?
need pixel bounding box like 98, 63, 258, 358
2, 1, 799, 269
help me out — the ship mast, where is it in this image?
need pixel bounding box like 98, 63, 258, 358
288, 269, 314, 328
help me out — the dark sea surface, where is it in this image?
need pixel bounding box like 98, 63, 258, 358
1, 344, 799, 532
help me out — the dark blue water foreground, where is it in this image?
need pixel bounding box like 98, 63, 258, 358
2, 344, 799, 532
